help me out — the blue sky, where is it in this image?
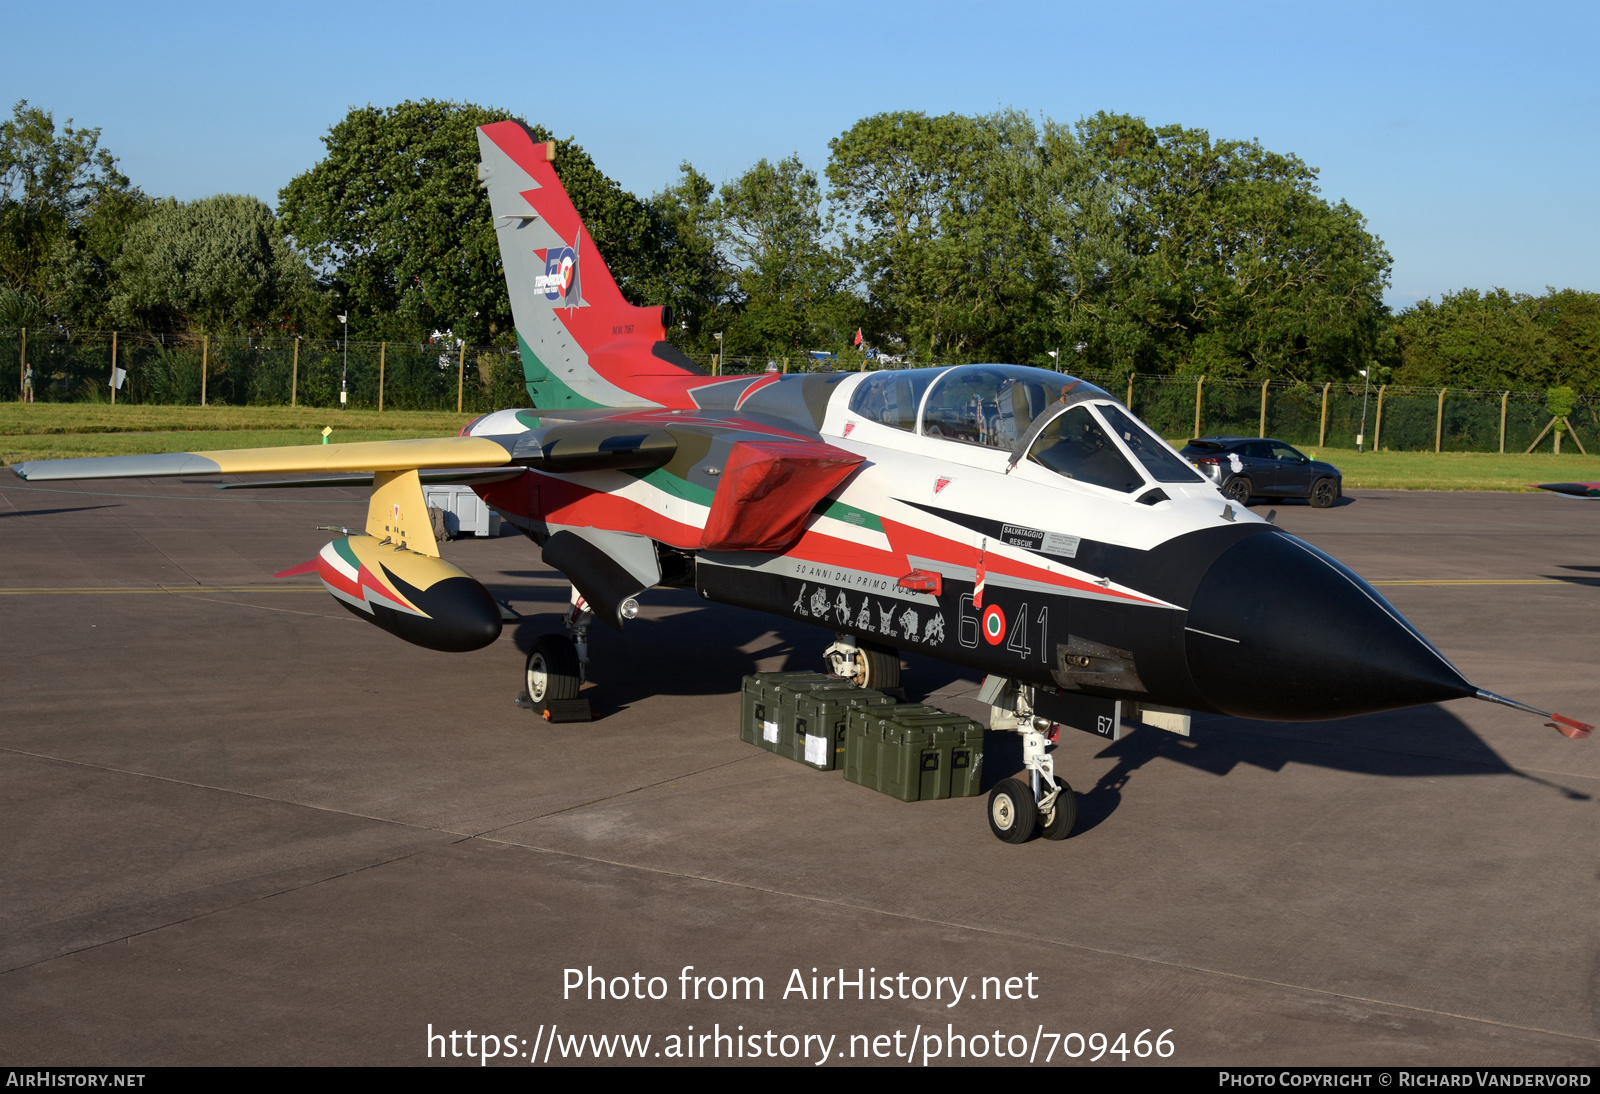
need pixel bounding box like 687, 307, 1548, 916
6, 1, 1596, 309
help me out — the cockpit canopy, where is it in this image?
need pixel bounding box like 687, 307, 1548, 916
848, 363, 1205, 493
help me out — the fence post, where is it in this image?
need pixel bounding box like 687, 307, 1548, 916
1194, 375, 1205, 438
457, 342, 466, 413
379, 342, 386, 413
781, 357, 788, 374
1126, 372, 1134, 409
1259, 378, 1270, 437
1435, 387, 1446, 453
202, 334, 208, 407
110, 331, 118, 406
19, 326, 25, 399
291, 338, 299, 407
1319, 382, 1330, 447
1565, 417, 1587, 456
1499, 391, 1508, 453
1374, 385, 1387, 451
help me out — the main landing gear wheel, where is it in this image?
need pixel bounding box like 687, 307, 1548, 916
526, 634, 581, 708
1038, 776, 1077, 841
852, 642, 902, 692
1309, 477, 1339, 509
988, 778, 1038, 844
1223, 476, 1252, 505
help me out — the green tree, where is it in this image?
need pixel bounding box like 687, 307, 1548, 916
1076, 112, 1392, 380
1392, 287, 1600, 392
641, 163, 736, 351
827, 111, 980, 360
278, 99, 679, 346
107, 194, 319, 333
0, 100, 147, 324
718, 154, 853, 355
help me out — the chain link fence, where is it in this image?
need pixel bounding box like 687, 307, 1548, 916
8, 331, 1591, 453
2, 330, 526, 414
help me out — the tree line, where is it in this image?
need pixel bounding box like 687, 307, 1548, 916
2, 98, 1595, 391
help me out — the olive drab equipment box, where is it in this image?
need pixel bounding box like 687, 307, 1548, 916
740, 672, 894, 768
739, 672, 848, 755
844, 704, 985, 802
790, 685, 896, 770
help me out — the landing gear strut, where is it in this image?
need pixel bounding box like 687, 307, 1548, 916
986, 680, 1076, 844
823, 633, 903, 694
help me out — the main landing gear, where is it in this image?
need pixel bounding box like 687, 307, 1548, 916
521, 588, 594, 723
986, 681, 1077, 844
822, 633, 904, 695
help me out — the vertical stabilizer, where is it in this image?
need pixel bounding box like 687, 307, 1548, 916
476, 121, 703, 410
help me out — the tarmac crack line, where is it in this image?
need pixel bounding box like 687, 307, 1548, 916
470, 835, 1600, 1049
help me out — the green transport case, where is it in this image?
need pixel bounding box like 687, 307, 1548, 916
789, 685, 896, 771
739, 672, 842, 754
844, 704, 986, 801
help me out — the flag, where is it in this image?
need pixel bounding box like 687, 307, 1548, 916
853, 328, 863, 347
973, 540, 987, 611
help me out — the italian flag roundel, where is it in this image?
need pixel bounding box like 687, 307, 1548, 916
982, 604, 1006, 645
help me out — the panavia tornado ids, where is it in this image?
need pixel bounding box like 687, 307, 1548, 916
12, 121, 1591, 843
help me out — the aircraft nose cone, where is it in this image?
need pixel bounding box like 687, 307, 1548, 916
1185, 531, 1473, 720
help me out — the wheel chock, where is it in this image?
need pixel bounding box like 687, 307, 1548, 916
542, 698, 594, 723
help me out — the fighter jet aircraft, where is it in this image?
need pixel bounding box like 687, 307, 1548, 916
12, 121, 1591, 843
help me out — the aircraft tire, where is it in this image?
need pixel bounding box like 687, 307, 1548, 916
988, 778, 1038, 844
526, 635, 581, 708
855, 642, 902, 692
1223, 476, 1252, 505
1309, 477, 1339, 508
1038, 777, 1077, 841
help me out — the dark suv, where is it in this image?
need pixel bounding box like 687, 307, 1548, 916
1180, 437, 1343, 508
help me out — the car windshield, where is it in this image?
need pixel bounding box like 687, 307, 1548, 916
1098, 404, 1206, 483
847, 368, 950, 431
918, 364, 1072, 450
1025, 404, 1144, 493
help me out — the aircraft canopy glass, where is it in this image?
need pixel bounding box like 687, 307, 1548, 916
1097, 403, 1206, 483
918, 365, 1073, 450
848, 367, 949, 431
1026, 405, 1145, 493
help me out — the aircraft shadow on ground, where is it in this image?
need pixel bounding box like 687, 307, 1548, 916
1065, 706, 1590, 836
1549, 564, 1600, 587
491, 579, 1587, 839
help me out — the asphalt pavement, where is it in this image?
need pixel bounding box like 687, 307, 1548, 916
1, 477, 1596, 1066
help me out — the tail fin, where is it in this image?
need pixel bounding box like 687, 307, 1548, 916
476, 121, 703, 410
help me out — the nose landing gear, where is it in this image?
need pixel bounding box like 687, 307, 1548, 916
984, 678, 1078, 844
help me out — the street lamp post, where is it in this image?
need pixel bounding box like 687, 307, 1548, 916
713, 330, 723, 376
338, 314, 349, 406
1357, 367, 1371, 453
1046, 348, 1059, 371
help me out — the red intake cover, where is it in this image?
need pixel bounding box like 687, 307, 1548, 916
699, 440, 864, 553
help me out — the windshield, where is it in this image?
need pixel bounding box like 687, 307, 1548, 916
847, 368, 949, 431
918, 365, 1072, 450
1097, 404, 1206, 483
1026, 405, 1144, 493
